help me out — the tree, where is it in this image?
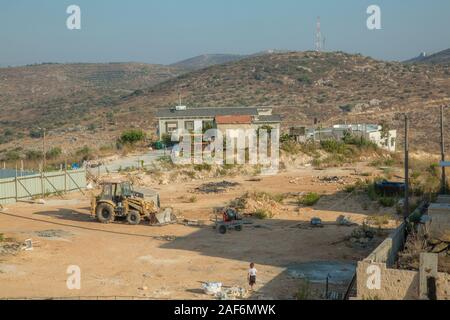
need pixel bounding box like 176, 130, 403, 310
119, 129, 146, 144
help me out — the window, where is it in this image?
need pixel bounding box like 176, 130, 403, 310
184, 121, 194, 131
166, 122, 178, 134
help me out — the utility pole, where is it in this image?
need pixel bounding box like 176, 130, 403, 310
42, 128, 46, 171
404, 114, 410, 220
441, 105, 446, 194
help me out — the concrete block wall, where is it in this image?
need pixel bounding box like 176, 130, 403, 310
357, 261, 450, 300
356, 223, 450, 299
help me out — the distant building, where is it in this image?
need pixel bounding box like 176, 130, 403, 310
289, 124, 397, 152
155, 106, 281, 139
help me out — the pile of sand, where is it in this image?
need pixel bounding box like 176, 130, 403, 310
230, 192, 284, 217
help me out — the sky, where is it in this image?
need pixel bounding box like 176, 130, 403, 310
0, 0, 449, 66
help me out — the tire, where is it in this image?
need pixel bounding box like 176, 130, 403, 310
235, 225, 242, 231
218, 225, 227, 234
96, 203, 115, 224
127, 211, 141, 225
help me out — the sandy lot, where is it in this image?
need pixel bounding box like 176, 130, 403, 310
0, 164, 400, 299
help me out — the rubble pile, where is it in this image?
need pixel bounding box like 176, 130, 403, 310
398, 233, 450, 273
347, 225, 375, 248
230, 192, 283, 217
194, 181, 240, 194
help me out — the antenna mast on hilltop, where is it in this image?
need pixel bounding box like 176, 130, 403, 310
315, 16, 324, 52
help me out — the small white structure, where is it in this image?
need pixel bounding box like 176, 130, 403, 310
309, 124, 397, 152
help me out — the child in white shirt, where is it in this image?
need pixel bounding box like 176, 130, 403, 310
248, 262, 257, 290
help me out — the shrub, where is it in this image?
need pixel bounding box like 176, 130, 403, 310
295, 280, 312, 300
299, 192, 321, 206
188, 196, 198, 203
378, 197, 396, 207
29, 129, 43, 138
297, 75, 312, 85
194, 163, 212, 172
119, 129, 145, 144
75, 146, 94, 161
4, 150, 21, 161
254, 209, 273, 219
46, 147, 62, 160
26, 150, 43, 160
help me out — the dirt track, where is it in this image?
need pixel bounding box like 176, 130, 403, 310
0, 165, 399, 299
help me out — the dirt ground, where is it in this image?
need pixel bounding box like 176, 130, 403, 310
0, 164, 401, 300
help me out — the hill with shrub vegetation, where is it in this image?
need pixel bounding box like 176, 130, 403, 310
1, 51, 450, 165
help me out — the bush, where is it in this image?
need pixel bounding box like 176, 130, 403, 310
26, 150, 43, 160
4, 150, 21, 161
254, 209, 273, 219
29, 129, 43, 138
194, 163, 212, 172
75, 146, 94, 161
46, 147, 62, 160
119, 129, 145, 144
378, 197, 396, 207
297, 75, 312, 85
299, 192, 321, 206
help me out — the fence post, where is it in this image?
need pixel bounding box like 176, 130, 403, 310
15, 164, 18, 201
64, 161, 67, 193
40, 166, 44, 198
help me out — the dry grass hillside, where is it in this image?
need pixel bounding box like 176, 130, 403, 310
1, 51, 450, 160
127, 51, 450, 150
0, 62, 184, 133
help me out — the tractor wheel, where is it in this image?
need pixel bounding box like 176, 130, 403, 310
218, 225, 227, 234
127, 211, 141, 225
96, 203, 115, 224
235, 225, 242, 231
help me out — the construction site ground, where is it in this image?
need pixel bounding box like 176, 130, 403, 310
0, 163, 401, 300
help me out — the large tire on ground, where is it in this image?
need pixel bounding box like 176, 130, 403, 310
127, 211, 141, 225
218, 225, 227, 234
96, 203, 115, 224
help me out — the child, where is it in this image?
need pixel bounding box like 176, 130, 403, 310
248, 262, 257, 290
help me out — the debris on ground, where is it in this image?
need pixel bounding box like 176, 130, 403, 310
347, 225, 375, 248
154, 235, 177, 241
202, 282, 223, 295
0, 241, 21, 256
397, 233, 450, 273
229, 192, 283, 217
34, 229, 74, 239
202, 282, 248, 300
216, 286, 249, 300
313, 176, 352, 185
195, 181, 240, 194
336, 215, 357, 227
182, 219, 208, 227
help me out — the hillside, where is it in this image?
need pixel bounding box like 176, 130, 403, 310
170, 54, 246, 70
126, 51, 450, 150
405, 48, 450, 65
0, 62, 184, 132
1, 51, 450, 159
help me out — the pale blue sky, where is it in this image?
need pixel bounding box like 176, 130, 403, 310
1, 0, 449, 66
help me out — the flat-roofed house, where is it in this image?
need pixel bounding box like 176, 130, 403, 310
155, 106, 281, 139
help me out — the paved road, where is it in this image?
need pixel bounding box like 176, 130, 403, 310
89, 149, 169, 175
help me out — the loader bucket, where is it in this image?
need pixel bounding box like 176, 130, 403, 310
155, 208, 176, 224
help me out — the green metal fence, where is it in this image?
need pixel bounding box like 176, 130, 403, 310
0, 169, 86, 205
